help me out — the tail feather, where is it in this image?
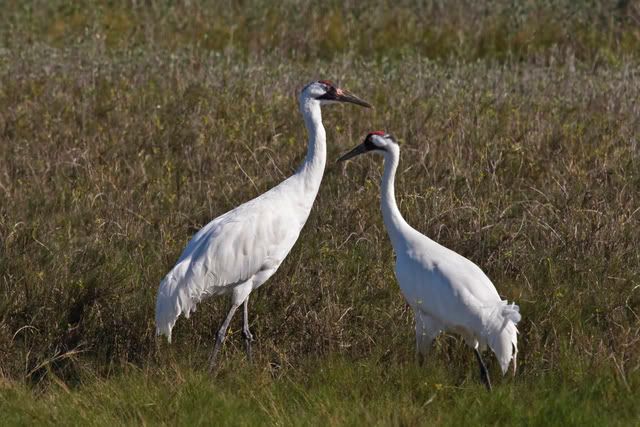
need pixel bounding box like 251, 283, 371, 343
485, 301, 520, 375
155, 262, 203, 343
155, 274, 179, 343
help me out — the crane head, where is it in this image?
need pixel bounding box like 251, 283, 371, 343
337, 131, 398, 162
302, 80, 372, 108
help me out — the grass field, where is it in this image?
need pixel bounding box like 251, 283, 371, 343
1, 1, 640, 425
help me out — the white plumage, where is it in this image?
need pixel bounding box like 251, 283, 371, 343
155, 80, 371, 369
155, 187, 303, 340
338, 131, 521, 390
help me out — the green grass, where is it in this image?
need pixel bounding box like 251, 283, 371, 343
1, 1, 640, 425
2, 357, 638, 426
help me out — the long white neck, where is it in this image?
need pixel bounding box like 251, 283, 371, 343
295, 96, 326, 195
380, 146, 411, 249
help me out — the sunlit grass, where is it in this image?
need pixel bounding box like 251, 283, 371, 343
1, 356, 638, 426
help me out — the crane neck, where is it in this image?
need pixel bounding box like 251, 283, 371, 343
380, 145, 411, 249
296, 96, 326, 192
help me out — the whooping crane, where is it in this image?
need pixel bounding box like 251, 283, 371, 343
338, 132, 521, 390
156, 81, 371, 370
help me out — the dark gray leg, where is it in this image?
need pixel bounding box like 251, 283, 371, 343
242, 296, 254, 362
208, 303, 240, 373
474, 348, 492, 391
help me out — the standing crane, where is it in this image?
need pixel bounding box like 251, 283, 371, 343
338, 132, 520, 390
156, 81, 371, 370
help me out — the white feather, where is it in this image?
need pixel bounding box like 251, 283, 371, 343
155, 81, 370, 347
344, 134, 521, 376
155, 187, 307, 342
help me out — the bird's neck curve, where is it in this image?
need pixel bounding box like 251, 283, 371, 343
296, 96, 326, 193
380, 146, 411, 249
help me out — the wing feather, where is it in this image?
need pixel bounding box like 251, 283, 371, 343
155, 188, 304, 341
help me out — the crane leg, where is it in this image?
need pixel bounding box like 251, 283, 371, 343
415, 329, 433, 367
414, 312, 439, 367
208, 302, 240, 373
474, 348, 492, 392
242, 296, 254, 362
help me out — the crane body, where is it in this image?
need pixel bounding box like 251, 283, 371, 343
339, 132, 520, 390
156, 81, 371, 369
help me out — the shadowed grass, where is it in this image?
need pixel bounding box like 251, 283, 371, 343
1, 0, 639, 63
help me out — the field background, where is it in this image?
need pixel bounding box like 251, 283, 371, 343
1, 1, 640, 425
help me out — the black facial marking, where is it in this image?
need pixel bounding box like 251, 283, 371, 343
365, 135, 387, 152
317, 85, 337, 100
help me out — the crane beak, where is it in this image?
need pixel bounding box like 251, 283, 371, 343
334, 88, 372, 108
318, 88, 372, 108
337, 143, 368, 162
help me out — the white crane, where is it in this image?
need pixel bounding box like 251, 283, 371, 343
338, 132, 520, 390
156, 81, 371, 370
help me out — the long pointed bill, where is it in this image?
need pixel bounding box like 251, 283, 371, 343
337, 143, 368, 162
335, 89, 372, 108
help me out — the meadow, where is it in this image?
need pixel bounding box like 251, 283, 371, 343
1, 1, 640, 425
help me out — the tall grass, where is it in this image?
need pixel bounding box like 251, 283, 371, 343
1, 1, 640, 424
